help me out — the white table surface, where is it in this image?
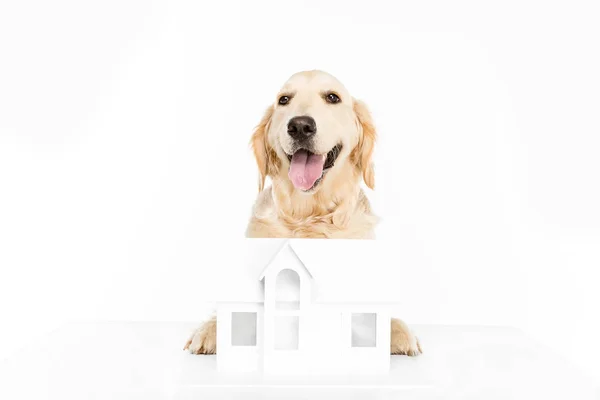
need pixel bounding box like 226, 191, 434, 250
0, 322, 598, 399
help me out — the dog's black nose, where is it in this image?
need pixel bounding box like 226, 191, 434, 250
287, 116, 316, 141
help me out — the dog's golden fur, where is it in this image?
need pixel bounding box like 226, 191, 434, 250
184, 70, 422, 357
246, 70, 378, 239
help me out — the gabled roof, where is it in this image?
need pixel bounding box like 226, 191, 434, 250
257, 239, 314, 281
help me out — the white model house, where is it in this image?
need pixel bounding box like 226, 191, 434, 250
214, 238, 400, 376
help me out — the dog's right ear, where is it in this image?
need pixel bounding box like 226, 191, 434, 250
250, 105, 275, 192
351, 99, 377, 190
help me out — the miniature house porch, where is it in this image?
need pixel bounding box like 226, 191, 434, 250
214, 239, 399, 376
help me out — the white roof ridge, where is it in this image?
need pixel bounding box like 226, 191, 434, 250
257, 239, 315, 281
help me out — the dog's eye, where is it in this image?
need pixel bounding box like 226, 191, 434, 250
278, 96, 290, 105
325, 92, 341, 104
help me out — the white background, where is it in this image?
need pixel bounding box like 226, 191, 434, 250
1, 0, 599, 387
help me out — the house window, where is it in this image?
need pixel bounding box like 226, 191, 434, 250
231, 312, 257, 346
274, 316, 299, 350
275, 269, 300, 310
351, 313, 377, 347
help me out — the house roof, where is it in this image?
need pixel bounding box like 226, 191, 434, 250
208, 238, 405, 304
257, 239, 314, 281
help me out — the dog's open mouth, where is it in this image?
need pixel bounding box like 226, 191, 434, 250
286, 144, 342, 191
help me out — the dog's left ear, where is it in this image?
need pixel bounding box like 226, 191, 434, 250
250, 105, 277, 192
351, 98, 376, 189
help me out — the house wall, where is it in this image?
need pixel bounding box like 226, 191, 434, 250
216, 302, 263, 373
261, 304, 391, 376
341, 307, 391, 374
262, 308, 344, 375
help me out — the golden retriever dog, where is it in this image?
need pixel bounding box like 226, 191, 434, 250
184, 70, 422, 356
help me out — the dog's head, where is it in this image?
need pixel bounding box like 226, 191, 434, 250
250, 70, 376, 194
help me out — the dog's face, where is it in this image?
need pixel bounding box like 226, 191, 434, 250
251, 70, 376, 194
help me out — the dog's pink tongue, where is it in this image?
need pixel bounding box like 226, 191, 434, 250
288, 150, 326, 190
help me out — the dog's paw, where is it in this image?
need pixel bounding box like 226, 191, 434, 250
390, 318, 422, 356
183, 316, 217, 355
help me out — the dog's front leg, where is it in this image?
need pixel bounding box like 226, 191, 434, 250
390, 318, 422, 356
183, 315, 217, 354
